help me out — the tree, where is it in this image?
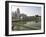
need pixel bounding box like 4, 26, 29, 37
35, 15, 39, 17
35, 15, 39, 23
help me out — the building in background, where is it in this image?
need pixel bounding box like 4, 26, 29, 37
12, 8, 41, 22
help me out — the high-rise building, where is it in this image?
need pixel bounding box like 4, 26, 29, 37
16, 8, 20, 19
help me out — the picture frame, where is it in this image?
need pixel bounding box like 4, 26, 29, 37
5, 1, 45, 36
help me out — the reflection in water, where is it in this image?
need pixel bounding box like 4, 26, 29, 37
12, 21, 41, 31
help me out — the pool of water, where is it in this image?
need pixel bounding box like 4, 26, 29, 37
12, 21, 41, 31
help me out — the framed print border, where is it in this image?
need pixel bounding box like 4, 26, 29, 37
5, 1, 45, 36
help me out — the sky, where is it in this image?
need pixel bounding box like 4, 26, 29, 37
11, 5, 41, 16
